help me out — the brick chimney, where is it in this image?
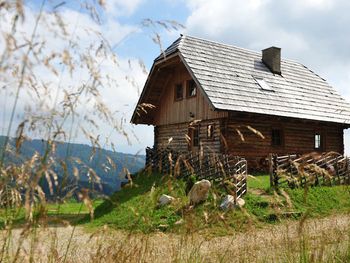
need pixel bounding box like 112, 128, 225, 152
262, 47, 281, 74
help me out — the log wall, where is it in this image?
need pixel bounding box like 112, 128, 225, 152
224, 113, 345, 170
154, 119, 222, 154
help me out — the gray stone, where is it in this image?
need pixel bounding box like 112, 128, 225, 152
188, 179, 211, 205
220, 195, 235, 210
237, 198, 245, 208
220, 195, 245, 210
158, 194, 175, 206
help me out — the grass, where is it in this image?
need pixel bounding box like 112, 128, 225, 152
0, 199, 103, 228
247, 174, 270, 190
85, 172, 350, 235
287, 185, 350, 216
89, 172, 186, 232
1, 172, 350, 262
2, 173, 350, 236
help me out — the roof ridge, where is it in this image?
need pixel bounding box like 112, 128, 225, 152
180, 34, 304, 65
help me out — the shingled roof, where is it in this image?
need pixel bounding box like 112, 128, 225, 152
133, 35, 350, 125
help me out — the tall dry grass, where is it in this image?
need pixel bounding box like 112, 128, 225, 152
0, 1, 184, 261
0, 1, 349, 263
0, 213, 349, 262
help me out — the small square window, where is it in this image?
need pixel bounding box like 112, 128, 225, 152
187, 79, 197, 98
174, 83, 183, 101
315, 133, 322, 149
271, 129, 282, 146
207, 124, 214, 139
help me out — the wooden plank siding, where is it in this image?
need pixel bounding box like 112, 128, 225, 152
153, 63, 227, 126
223, 113, 345, 170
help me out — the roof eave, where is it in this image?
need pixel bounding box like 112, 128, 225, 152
130, 52, 182, 125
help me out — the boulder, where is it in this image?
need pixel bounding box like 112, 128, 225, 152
220, 195, 235, 210
158, 194, 175, 206
188, 179, 211, 205
237, 198, 245, 208
220, 195, 245, 210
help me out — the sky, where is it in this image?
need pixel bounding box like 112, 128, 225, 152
0, 0, 349, 155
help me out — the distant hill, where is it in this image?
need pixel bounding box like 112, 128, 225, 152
0, 136, 145, 196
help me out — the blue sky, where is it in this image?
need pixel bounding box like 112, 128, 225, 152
1, 0, 350, 155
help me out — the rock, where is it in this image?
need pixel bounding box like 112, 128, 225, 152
220, 195, 235, 210
236, 198, 245, 208
220, 195, 245, 210
188, 179, 211, 205
158, 194, 175, 206
174, 218, 184, 225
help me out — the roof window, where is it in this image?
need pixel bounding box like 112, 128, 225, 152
254, 76, 274, 92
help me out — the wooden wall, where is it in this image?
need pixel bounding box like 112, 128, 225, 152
223, 113, 345, 170
154, 119, 222, 154
154, 112, 345, 171
153, 63, 227, 126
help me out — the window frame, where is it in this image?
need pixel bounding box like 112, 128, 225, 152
314, 132, 322, 151
186, 79, 197, 98
188, 125, 200, 150
253, 76, 274, 92
174, 83, 183, 101
207, 124, 215, 140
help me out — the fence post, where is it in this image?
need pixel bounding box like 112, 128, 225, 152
269, 153, 275, 188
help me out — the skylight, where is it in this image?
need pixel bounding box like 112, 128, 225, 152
254, 77, 274, 92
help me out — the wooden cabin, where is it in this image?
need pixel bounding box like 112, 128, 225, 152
131, 35, 350, 171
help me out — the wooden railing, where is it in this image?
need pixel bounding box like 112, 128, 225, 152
145, 147, 247, 200
269, 152, 350, 188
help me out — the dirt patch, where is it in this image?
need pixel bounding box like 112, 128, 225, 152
1, 214, 349, 262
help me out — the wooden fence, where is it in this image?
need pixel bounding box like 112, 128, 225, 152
145, 147, 247, 200
269, 152, 350, 188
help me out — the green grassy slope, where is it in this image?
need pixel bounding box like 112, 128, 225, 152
87, 172, 350, 235
2, 173, 349, 234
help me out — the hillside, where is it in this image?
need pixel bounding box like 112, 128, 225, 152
90, 172, 350, 234
0, 136, 145, 196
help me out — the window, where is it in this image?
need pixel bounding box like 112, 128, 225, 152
188, 125, 200, 149
271, 129, 283, 146
315, 133, 322, 149
174, 83, 183, 101
187, 79, 197, 98
207, 124, 214, 139
253, 76, 274, 92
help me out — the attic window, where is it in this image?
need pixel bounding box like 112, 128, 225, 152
254, 77, 274, 92
187, 79, 197, 98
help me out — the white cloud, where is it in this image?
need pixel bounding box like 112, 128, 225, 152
0, 3, 152, 153
105, 0, 144, 17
